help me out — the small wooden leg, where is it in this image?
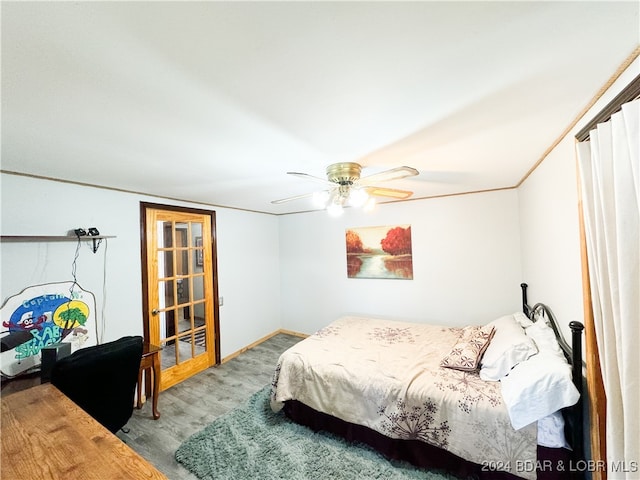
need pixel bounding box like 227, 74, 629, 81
136, 368, 143, 409
151, 356, 161, 420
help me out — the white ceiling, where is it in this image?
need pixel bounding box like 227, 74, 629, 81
2, 1, 638, 214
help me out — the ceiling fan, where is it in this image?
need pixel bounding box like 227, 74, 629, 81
271, 162, 419, 214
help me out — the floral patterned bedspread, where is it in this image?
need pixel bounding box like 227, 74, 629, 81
270, 316, 537, 480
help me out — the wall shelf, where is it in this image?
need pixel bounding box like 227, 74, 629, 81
0, 235, 116, 253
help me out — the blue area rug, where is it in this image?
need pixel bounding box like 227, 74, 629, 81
175, 386, 457, 480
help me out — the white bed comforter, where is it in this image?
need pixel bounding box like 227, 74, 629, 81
271, 316, 537, 479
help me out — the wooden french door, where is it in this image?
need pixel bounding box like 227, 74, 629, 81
141, 203, 220, 391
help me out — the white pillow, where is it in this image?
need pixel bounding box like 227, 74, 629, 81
525, 318, 565, 358
479, 314, 538, 381
500, 350, 579, 430
537, 411, 569, 448
513, 311, 534, 328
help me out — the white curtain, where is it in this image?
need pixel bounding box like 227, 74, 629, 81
576, 99, 639, 479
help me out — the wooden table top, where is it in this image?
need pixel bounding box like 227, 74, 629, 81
1, 383, 167, 480
142, 342, 161, 357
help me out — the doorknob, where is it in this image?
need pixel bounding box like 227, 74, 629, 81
151, 309, 159, 315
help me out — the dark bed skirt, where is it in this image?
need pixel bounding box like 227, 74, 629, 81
283, 400, 573, 480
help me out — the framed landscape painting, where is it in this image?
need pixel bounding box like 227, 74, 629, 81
345, 224, 413, 279
195, 236, 203, 266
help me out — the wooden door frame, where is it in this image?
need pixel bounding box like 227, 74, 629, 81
139, 202, 221, 366
576, 180, 606, 479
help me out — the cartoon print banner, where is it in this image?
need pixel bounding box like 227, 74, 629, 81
346, 224, 413, 279
0, 282, 97, 377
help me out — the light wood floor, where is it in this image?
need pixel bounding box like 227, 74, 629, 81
117, 332, 302, 479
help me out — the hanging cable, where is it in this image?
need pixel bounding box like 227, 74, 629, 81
64, 235, 83, 328
70, 236, 81, 292
99, 239, 108, 344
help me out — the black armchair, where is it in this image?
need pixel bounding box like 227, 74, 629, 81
50, 335, 143, 433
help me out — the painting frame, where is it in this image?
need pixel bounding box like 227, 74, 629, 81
195, 236, 203, 267
345, 224, 413, 280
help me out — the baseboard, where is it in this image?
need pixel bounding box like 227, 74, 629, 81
277, 328, 308, 338
220, 328, 308, 364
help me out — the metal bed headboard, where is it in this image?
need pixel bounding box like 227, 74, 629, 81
520, 283, 585, 470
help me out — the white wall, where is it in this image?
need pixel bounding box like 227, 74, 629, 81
518, 58, 640, 341
518, 137, 585, 341
215, 207, 281, 355
0, 173, 281, 358
279, 189, 523, 334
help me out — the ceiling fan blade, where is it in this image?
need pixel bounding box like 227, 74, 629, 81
364, 186, 414, 199
358, 166, 419, 185
287, 172, 335, 187
271, 191, 316, 204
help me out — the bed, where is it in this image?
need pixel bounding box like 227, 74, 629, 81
270, 284, 585, 480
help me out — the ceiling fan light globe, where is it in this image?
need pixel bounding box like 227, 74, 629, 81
363, 197, 376, 212
327, 202, 344, 217
348, 188, 369, 207
312, 190, 331, 208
